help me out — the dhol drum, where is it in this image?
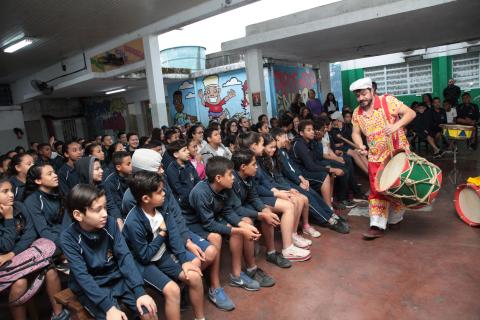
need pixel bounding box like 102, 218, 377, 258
454, 184, 480, 227
374, 150, 442, 208
440, 124, 474, 140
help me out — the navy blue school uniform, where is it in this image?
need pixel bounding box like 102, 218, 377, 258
123, 205, 189, 291
161, 152, 175, 171
9, 176, 25, 202
253, 159, 290, 207
24, 190, 63, 249
60, 216, 146, 320
58, 163, 80, 196
122, 176, 210, 254
0, 202, 37, 254
186, 180, 242, 238
290, 136, 329, 190
103, 170, 129, 220
166, 160, 200, 210
228, 170, 265, 219
268, 154, 333, 224
75, 156, 104, 189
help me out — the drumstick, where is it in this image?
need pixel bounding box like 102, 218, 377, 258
336, 134, 362, 149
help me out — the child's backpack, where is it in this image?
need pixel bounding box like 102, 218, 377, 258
0, 238, 56, 306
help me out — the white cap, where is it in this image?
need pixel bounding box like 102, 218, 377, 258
330, 111, 344, 122
349, 77, 373, 92
132, 149, 162, 173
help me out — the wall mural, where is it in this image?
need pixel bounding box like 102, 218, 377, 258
83, 98, 127, 135
167, 69, 250, 125
272, 65, 318, 114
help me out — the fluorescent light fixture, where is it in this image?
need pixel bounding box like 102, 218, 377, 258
105, 88, 126, 95
3, 38, 33, 53
404, 55, 423, 63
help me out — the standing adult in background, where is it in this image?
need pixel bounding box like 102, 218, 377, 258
323, 92, 338, 115
306, 89, 323, 116
456, 92, 479, 149
290, 93, 305, 115
101, 135, 113, 164
443, 79, 461, 107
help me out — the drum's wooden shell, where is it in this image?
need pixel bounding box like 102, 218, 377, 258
454, 184, 480, 227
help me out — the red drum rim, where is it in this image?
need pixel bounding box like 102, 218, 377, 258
454, 184, 480, 227
374, 149, 410, 193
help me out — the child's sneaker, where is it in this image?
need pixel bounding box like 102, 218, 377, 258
266, 251, 292, 268
208, 287, 235, 311
292, 233, 310, 248
303, 225, 321, 238
245, 267, 275, 287
51, 309, 70, 320
229, 272, 260, 291
282, 245, 311, 262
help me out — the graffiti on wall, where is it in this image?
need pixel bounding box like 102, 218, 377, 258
83, 98, 127, 135
273, 65, 317, 114
167, 69, 251, 125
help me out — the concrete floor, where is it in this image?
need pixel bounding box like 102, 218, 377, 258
3, 145, 479, 320
183, 146, 480, 320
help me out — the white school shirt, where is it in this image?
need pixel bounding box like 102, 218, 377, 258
321, 134, 331, 155
144, 209, 167, 261
446, 108, 457, 124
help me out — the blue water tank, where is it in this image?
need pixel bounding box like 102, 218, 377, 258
160, 46, 206, 72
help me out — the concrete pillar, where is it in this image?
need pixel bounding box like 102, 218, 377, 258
245, 48, 267, 124
318, 62, 331, 101
143, 35, 168, 128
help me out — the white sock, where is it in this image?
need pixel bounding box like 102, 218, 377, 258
246, 265, 257, 273
267, 250, 276, 255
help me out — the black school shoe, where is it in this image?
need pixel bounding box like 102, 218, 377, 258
266, 251, 292, 268
245, 267, 276, 287
319, 219, 350, 234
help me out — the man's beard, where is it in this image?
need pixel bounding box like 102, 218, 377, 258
360, 98, 372, 108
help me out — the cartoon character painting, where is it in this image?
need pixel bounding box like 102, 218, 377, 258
173, 90, 197, 125
198, 74, 236, 120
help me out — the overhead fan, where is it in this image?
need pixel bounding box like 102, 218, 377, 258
30, 80, 54, 95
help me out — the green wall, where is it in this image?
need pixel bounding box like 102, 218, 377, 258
340, 56, 480, 108
341, 69, 364, 108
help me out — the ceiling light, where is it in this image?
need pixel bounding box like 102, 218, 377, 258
3, 38, 33, 53
105, 88, 126, 95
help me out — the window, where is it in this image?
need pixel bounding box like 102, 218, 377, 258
452, 53, 480, 90
364, 60, 432, 96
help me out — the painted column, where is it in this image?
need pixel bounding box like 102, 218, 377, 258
245, 48, 267, 124
143, 35, 168, 128
318, 62, 331, 101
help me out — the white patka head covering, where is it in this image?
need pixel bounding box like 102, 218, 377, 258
132, 148, 162, 173
349, 77, 373, 92
330, 111, 344, 122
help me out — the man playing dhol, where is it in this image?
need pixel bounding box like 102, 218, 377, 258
350, 78, 416, 240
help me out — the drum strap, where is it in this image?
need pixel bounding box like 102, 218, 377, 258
380, 94, 400, 150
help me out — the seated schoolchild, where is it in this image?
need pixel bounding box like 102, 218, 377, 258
75, 156, 104, 187
8, 153, 34, 201
184, 156, 269, 294
103, 151, 132, 228
61, 184, 158, 320
124, 171, 205, 320
23, 163, 64, 250
199, 128, 232, 163
186, 139, 206, 180
271, 128, 349, 233
0, 178, 68, 320
123, 149, 231, 311
236, 132, 312, 261
57, 140, 82, 196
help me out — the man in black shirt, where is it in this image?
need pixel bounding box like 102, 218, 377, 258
443, 79, 461, 107
457, 92, 479, 149
427, 97, 447, 158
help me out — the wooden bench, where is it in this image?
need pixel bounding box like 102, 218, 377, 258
54, 289, 93, 320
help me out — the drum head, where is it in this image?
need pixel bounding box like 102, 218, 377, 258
379, 152, 407, 191
458, 187, 480, 224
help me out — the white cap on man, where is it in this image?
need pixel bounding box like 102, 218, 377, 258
349, 77, 373, 92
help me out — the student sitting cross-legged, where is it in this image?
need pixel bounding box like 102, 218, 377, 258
61, 184, 158, 320
184, 156, 269, 294
124, 171, 205, 320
